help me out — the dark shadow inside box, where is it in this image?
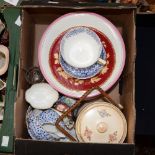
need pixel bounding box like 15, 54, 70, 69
136, 13, 155, 136
135, 135, 155, 155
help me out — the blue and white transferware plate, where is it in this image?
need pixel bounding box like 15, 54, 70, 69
26, 106, 76, 142
59, 49, 106, 79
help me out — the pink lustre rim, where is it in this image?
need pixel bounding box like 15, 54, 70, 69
38, 12, 126, 98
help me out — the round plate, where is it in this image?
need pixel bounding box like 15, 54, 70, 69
38, 12, 125, 98
75, 102, 127, 143
26, 107, 76, 141
49, 27, 115, 92
59, 47, 106, 79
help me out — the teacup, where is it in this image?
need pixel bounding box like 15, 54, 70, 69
60, 27, 103, 68
0, 45, 9, 76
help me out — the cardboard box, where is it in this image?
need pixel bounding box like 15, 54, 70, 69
15, 3, 136, 155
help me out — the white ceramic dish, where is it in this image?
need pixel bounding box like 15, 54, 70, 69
38, 12, 126, 98
75, 102, 127, 143
25, 83, 59, 109
60, 27, 102, 68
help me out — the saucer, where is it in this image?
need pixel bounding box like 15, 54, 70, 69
59, 48, 106, 79
26, 107, 76, 142
60, 27, 102, 68
48, 26, 115, 95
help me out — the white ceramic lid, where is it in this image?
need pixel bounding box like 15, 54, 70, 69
75, 102, 127, 143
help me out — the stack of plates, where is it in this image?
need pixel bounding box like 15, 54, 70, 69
38, 12, 125, 98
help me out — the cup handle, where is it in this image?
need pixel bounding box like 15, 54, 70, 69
0, 45, 9, 76
98, 58, 106, 65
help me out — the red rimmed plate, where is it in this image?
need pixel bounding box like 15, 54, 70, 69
49, 27, 115, 91
38, 12, 125, 98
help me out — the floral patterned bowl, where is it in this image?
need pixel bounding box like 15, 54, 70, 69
26, 107, 76, 142
75, 102, 127, 143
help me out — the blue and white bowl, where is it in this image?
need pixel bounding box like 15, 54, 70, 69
60, 49, 106, 79
26, 106, 76, 142
60, 27, 103, 68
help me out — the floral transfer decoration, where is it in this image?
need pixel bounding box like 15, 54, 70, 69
98, 109, 111, 118
49, 27, 115, 91
108, 131, 118, 143
84, 126, 93, 141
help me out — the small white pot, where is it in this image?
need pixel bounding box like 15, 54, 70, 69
25, 83, 59, 109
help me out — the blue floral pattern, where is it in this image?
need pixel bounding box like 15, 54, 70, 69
60, 49, 106, 79
60, 27, 101, 53
26, 107, 76, 142
98, 109, 111, 118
